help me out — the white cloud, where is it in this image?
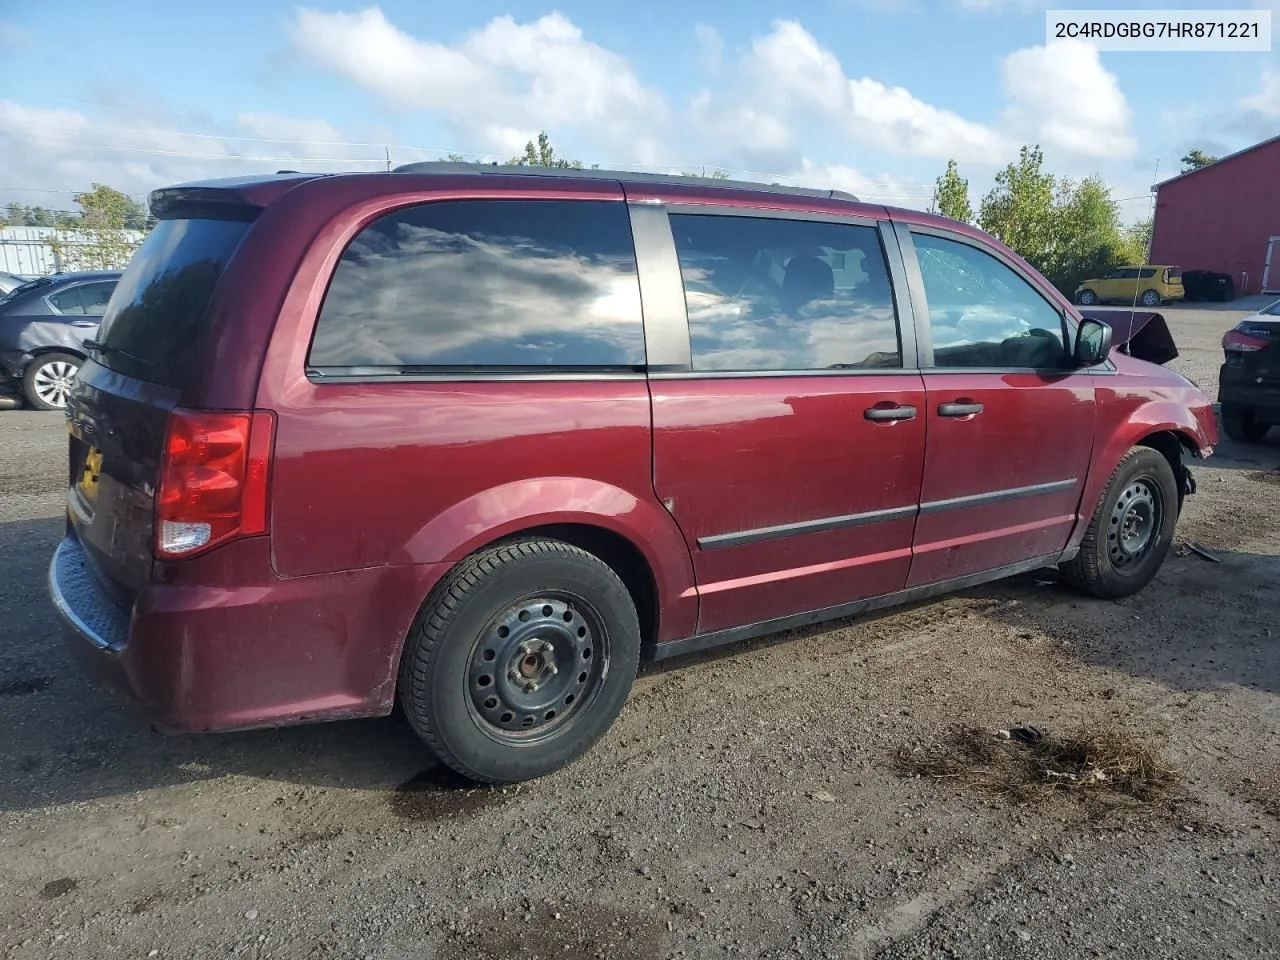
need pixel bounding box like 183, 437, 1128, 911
703, 20, 1014, 167
0, 101, 384, 205
1239, 69, 1280, 121
1000, 39, 1136, 159
235, 112, 345, 145
0, 10, 1147, 212
694, 23, 724, 74
774, 160, 933, 207
290, 6, 668, 160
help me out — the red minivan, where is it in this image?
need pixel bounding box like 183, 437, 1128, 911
50, 165, 1217, 783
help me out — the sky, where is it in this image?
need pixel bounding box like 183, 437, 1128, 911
0, 0, 1277, 223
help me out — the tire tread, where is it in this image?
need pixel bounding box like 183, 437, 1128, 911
397, 537, 637, 784
1060, 446, 1175, 599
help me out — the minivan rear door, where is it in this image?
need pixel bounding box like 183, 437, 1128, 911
66, 217, 252, 602
648, 205, 927, 634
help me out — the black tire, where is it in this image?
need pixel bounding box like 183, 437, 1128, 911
1140, 289, 1161, 307
1060, 446, 1179, 599
22, 352, 81, 411
398, 538, 641, 784
1076, 289, 1097, 305
1221, 403, 1270, 443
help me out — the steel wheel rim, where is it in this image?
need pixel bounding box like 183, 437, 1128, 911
1108, 477, 1162, 570
1142, 291, 1159, 306
465, 593, 610, 745
32, 360, 77, 407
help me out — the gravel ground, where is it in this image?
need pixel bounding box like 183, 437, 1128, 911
1, 302, 1278, 960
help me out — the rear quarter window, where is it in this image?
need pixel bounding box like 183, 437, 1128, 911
96, 218, 251, 388
309, 199, 644, 371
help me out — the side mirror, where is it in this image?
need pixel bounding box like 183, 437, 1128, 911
1074, 318, 1113, 367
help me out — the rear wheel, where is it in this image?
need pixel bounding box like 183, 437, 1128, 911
1221, 403, 1271, 443
22, 352, 81, 410
1140, 289, 1161, 307
1076, 289, 1097, 305
398, 538, 640, 784
1060, 447, 1178, 599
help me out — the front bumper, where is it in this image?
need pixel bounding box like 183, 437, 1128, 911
49, 535, 447, 732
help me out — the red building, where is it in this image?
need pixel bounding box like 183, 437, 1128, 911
1148, 134, 1280, 296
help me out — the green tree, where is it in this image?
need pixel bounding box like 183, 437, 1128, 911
1043, 175, 1128, 294
930, 159, 973, 224
1123, 216, 1153, 263
977, 145, 1056, 269
1179, 149, 1217, 172
509, 131, 596, 169
49, 183, 147, 271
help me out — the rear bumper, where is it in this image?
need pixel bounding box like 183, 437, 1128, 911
1219, 365, 1280, 422
49, 535, 447, 732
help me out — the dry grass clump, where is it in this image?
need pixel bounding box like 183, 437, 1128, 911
894, 724, 1181, 807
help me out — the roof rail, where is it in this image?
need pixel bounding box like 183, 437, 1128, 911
390, 161, 860, 203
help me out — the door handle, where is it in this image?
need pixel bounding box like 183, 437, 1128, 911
864, 404, 917, 422
938, 401, 984, 417
70, 320, 98, 327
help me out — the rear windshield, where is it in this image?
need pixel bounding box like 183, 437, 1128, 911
96, 218, 250, 388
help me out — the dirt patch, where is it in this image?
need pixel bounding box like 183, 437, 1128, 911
388, 766, 515, 821
39, 877, 77, 899
0, 676, 53, 696
1247, 469, 1280, 486
894, 724, 1183, 811
437, 903, 666, 960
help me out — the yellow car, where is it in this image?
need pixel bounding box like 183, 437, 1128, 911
1075, 266, 1184, 307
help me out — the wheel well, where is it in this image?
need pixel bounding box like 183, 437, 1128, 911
507, 523, 659, 649
25, 346, 86, 367
1136, 430, 1197, 507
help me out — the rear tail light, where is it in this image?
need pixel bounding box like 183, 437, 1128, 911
1223, 328, 1269, 353
156, 408, 275, 558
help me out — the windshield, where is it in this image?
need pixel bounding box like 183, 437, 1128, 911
95, 218, 251, 388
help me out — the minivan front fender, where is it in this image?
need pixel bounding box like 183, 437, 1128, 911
1068, 388, 1216, 553
402, 477, 699, 643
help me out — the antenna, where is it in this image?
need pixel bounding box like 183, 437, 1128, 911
1129, 156, 1160, 314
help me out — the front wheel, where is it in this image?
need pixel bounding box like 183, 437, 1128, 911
1076, 289, 1097, 305
1221, 403, 1271, 443
398, 538, 641, 784
1060, 447, 1179, 599
1140, 289, 1161, 307
23, 352, 81, 410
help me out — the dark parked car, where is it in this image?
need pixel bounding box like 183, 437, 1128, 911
1219, 298, 1280, 441
50, 166, 1216, 784
0, 271, 120, 409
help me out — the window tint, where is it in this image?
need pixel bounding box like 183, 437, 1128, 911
668, 214, 900, 371
1138, 267, 1157, 279
76, 281, 117, 316
49, 286, 87, 315
912, 232, 1066, 369
98, 218, 251, 387
310, 200, 644, 370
